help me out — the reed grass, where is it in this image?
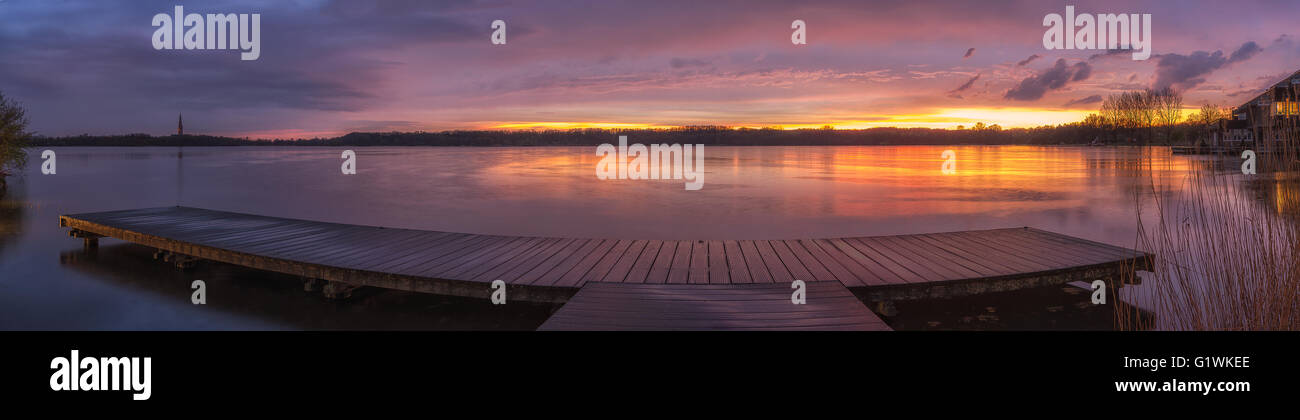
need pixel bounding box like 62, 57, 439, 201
1120, 85, 1300, 330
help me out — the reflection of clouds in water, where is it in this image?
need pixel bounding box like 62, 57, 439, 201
794, 174, 1074, 201
892, 188, 1071, 202
15, 145, 1238, 241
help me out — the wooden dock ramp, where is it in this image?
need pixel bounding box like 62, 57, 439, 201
59, 206, 1151, 330
538, 282, 890, 331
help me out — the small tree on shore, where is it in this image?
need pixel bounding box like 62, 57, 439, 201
0, 91, 31, 185
1190, 103, 1226, 127
1188, 103, 1230, 145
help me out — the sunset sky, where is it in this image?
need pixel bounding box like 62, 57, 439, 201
2, 0, 1298, 138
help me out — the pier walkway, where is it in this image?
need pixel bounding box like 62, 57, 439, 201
60, 207, 1151, 330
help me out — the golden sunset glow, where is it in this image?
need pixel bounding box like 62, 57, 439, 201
924, 108, 1095, 128
490, 122, 680, 130
486, 108, 1099, 132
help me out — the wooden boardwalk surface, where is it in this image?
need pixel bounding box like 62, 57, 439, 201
60, 206, 1151, 330
538, 282, 891, 331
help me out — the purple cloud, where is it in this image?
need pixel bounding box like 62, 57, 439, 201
1152, 41, 1262, 90
1063, 95, 1102, 107
947, 74, 980, 97
1004, 59, 1092, 101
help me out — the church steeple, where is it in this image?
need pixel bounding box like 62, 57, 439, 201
178, 113, 184, 135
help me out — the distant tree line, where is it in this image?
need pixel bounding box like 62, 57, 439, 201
27, 124, 1177, 148
23, 88, 1236, 149
30, 133, 257, 147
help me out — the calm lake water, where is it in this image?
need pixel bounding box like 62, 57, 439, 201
0, 145, 1266, 330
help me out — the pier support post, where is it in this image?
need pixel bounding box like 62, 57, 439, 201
68, 229, 102, 251
171, 254, 200, 270
302, 278, 359, 299
150, 249, 200, 270
321, 280, 360, 300
871, 300, 898, 317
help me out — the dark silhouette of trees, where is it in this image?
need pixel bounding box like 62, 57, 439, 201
1188, 103, 1230, 145
1099, 88, 1183, 143
26, 95, 1217, 151
0, 92, 31, 187
25, 127, 1035, 147
26, 123, 1203, 148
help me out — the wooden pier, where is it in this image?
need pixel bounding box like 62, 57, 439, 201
60, 206, 1151, 330
538, 282, 891, 331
